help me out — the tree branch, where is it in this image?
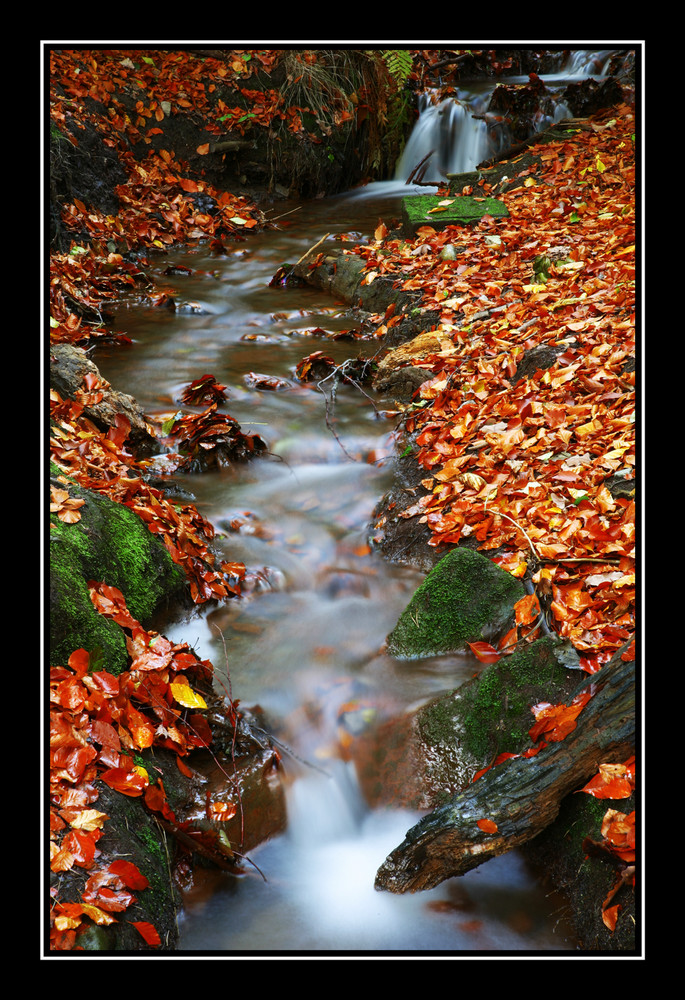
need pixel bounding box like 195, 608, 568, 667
375, 651, 635, 893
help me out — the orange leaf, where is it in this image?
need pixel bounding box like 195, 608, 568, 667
602, 904, 621, 933
108, 859, 150, 890
529, 690, 592, 743
514, 593, 540, 626
196, 143, 210, 155
579, 762, 634, 800
477, 818, 499, 833
207, 800, 238, 822
176, 756, 194, 777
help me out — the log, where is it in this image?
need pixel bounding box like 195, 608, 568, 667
375, 650, 635, 893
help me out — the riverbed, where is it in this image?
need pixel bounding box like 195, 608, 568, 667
89, 176, 579, 955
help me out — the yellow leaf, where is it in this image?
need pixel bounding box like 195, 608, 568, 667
80, 903, 118, 926
68, 809, 109, 831
458, 472, 487, 491
170, 683, 207, 709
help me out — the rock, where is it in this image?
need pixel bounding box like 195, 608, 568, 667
374, 651, 635, 899
353, 635, 580, 811
374, 331, 446, 378
402, 194, 509, 236
49, 476, 190, 671
386, 548, 526, 658
50, 343, 159, 455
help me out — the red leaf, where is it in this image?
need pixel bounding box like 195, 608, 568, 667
129, 921, 161, 947
467, 641, 501, 664
108, 859, 150, 890
100, 767, 148, 797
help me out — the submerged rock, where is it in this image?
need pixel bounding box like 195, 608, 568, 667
386, 548, 525, 658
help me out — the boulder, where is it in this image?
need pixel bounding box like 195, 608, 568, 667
386, 548, 526, 658
49, 475, 190, 672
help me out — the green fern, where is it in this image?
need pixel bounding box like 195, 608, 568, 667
381, 49, 413, 89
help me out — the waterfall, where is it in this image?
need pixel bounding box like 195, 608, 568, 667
394, 92, 494, 183
394, 49, 627, 184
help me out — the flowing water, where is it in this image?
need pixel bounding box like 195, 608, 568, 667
87, 56, 626, 953
394, 48, 627, 183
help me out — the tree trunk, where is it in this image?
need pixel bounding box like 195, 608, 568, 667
375, 651, 635, 893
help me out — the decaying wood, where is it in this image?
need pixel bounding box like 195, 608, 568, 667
375, 651, 635, 894
211, 139, 257, 153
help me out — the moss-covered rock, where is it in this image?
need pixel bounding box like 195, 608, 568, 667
49, 477, 189, 672
420, 635, 580, 768
402, 193, 509, 236
386, 547, 526, 658
353, 635, 580, 810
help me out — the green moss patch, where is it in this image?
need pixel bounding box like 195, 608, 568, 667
386, 548, 525, 658
436, 636, 581, 764
402, 194, 509, 235
50, 480, 188, 672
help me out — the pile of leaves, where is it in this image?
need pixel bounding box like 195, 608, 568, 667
159, 403, 268, 472
49, 582, 245, 950
356, 101, 637, 938
49, 48, 269, 347
366, 103, 636, 675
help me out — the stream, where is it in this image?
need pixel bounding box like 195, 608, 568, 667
88, 54, 625, 954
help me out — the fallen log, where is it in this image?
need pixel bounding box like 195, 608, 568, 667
375, 649, 635, 893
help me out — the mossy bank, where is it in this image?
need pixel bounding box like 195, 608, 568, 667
49, 469, 190, 672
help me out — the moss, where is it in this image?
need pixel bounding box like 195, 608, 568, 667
387, 548, 525, 658
49, 480, 188, 672
418, 637, 580, 767
136, 822, 165, 862
402, 193, 509, 236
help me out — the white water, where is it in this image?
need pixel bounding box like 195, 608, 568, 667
180, 760, 573, 953
394, 49, 626, 184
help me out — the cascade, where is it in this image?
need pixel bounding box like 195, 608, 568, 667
394, 49, 626, 184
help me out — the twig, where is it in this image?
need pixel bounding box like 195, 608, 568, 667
407, 150, 435, 185
294, 232, 331, 267
211, 623, 247, 847
247, 725, 332, 779
543, 556, 624, 564
265, 205, 302, 223
483, 500, 540, 562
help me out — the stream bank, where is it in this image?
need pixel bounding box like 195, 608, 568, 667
47, 47, 637, 954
